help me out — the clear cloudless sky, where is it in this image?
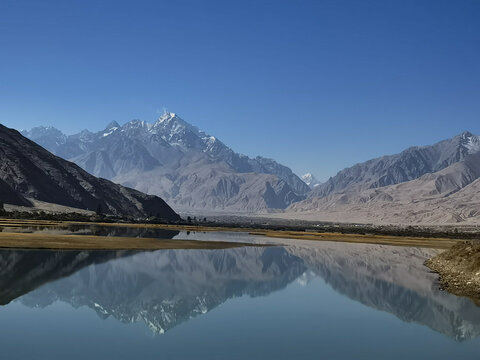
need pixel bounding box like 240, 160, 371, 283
1, 0, 479, 180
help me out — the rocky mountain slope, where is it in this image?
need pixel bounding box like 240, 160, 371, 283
286, 132, 480, 224
23, 113, 310, 212
22, 115, 480, 222
0, 124, 180, 220
309, 131, 480, 198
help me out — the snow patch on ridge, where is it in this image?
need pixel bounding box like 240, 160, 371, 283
102, 127, 118, 137
465, 136, 480, 154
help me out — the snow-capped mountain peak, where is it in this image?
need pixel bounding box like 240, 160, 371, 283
150, 112, 207, 149
100, 121, 121, 137
301, 173, 321, 189
105, 121, 120, 130
156, 111, 177, 123
21, 111, 311, 211
459, 131, 480, 154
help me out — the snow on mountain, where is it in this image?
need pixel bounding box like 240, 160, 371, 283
301, 173, 321, 189
459, 131, 480, 154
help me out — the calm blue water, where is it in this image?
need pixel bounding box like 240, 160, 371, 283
0, 238, 479, 359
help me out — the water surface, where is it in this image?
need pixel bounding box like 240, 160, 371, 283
0, 231, 479, 359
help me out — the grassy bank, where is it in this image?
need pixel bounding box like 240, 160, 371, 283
0, 231, 262, 251
250, 230, 458, 249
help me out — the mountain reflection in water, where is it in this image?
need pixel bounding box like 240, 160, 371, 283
1, 241, 480, 341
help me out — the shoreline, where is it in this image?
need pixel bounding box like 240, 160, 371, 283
2, 214, 480, 240
3, 217, 479, 301
0, 218, 465, 250
0, 231, 265, 251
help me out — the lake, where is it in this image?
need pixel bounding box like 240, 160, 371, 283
0, 228, 479, 359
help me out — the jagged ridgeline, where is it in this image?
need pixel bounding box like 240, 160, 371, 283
22, 113, 311, 212
0, 124, 180, 220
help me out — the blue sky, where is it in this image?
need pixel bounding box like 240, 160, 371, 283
1, 0, 479, 180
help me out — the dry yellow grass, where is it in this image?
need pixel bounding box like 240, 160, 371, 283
249, 230, 458, 249
0, 231, 261, 250
0, 218, 461, 249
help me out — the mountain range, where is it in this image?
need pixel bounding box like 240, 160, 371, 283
20, 113, 480, 224
22, 113, 310, 213
0, 124, 179, 220
285, 131, 480, 224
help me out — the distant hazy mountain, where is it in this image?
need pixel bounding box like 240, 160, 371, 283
23, 112, 310, 212
288, 132, 480, 224
0, 124, 180, 220
301, 173, 321, 189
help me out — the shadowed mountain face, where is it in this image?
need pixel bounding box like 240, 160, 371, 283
0, 178, 31, 206
0, 124, 180, 220
21, 113, 310, 212
3, 242, 480, 340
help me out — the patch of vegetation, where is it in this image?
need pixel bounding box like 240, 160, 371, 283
0, 209, 182, 225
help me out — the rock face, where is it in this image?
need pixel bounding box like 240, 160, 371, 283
0, 124, 180, 220
22, 112, 310, 212
287, 132, 480, 224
